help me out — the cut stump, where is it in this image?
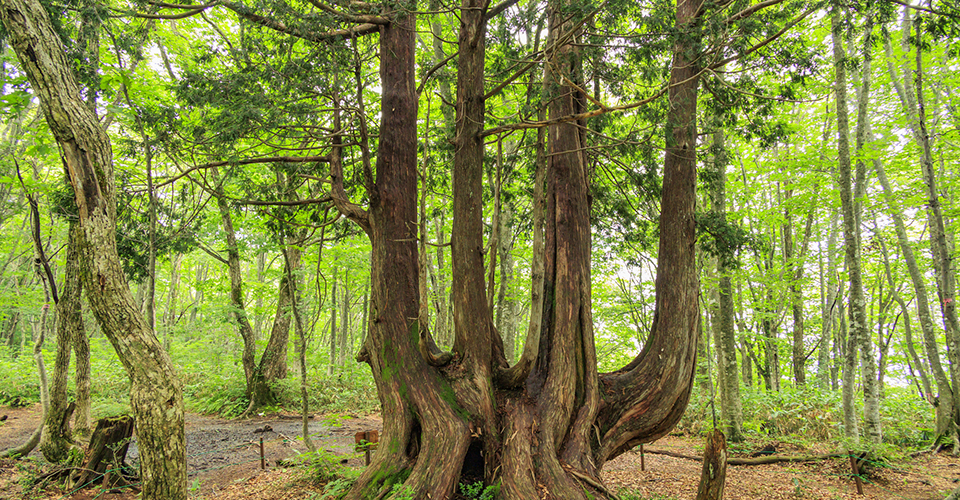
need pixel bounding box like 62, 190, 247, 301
71, 415, 135, 490
695, 429, 727, 500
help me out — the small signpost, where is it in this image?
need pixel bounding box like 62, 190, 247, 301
354, 430, 380, 466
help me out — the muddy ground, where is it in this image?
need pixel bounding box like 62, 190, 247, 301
1, 403, 958, 499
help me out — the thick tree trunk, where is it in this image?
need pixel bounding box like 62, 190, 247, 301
0, 2, 186, 496
73, 301, 91, 438
71, 416, 135, 490
262, 246, 294, 381
248, 244, 297, 408
695, 430, 728, 500
342, 0, 702, 497
347, 6, 472, 498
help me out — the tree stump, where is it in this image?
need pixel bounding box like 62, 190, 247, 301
71, 415, 135, 490
695, 429, 728, 500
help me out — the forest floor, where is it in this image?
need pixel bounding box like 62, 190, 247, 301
0, 403, 956, 500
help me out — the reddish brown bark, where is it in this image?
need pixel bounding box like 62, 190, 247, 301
337, 0, 702, 497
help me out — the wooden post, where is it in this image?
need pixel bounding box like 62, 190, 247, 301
260, 437, 265, 470
695, 429, 727, 500
848, 453, 863, 495
640, 444, 645, 471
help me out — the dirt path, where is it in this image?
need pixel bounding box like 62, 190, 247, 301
1, 404, 956, 499
0, 404, 380, 499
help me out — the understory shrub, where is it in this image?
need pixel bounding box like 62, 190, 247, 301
678, 384, 934, 450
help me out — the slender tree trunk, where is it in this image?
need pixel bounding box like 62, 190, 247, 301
497, 201, 517, 363
0, 3, 186, 495
190, 262, 206, 325
339, 273, 350, 368
164, 254, 182, 329
1, 311, 49, 458
852, 10, 882, 445
328, 279, 337, 376
819, 213, 839, 390
210, 167, 258, 399
709, 126, 743, 442
42, 222, 85, 462
832, 4, 865, 444
915, 15, 960, 452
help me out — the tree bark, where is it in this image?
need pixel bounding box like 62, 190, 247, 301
709, 126, 743, 443
328, 279, 337, 375
42, 222, 85, 462
496, 183, 517, 364
852, 10, 882, 445
209, 167, 258, 398
831, 5, 862, 444
0, 2, 186, 496
337, 0, 703, 497
914, 14, 960, 451
695, 430, 727, 500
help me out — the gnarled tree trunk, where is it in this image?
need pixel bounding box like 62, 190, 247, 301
340, 0, 703, 497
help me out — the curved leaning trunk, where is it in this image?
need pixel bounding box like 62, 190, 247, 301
0, 1, 186, 497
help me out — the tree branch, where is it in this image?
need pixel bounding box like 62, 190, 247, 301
303, 0, 389, 24
221, 2, 380, 42
485, 0, 519, 20
158, 155, 329, 188
197, 242, 229, 265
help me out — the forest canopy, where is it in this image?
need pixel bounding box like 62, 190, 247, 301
0, 0, 959, 498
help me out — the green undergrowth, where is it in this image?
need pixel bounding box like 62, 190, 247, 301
182, 363, 379, 417
0, 333, 379, 419
678, 385, 935, 456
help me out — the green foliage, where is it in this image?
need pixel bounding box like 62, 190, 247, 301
0, 346, 40, 406
314, 478, 354, 499
679, 385, 936, 452
184, 370, 250, 417
460, 480, 500, 500
295, 448, 360, 485
387, 483, 416, 500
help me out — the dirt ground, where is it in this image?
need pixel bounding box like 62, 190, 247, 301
1, 403, 957, 499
